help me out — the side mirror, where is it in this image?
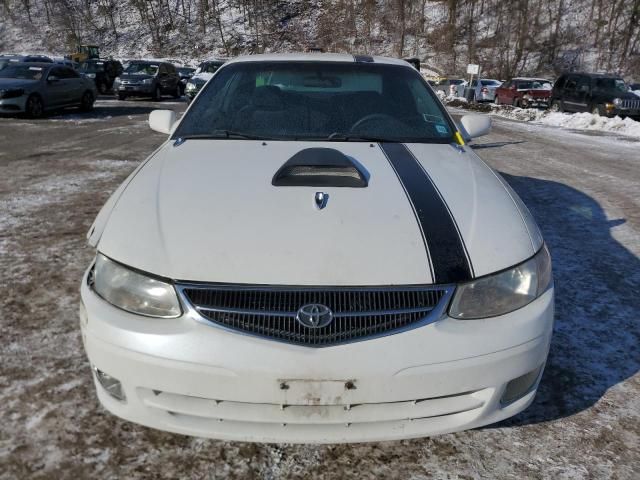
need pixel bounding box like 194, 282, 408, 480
459, 114, 491, 139
47, 75, 59, 83
149, 109, 176, 135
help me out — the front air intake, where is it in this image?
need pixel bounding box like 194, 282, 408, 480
272, 148, 368, 188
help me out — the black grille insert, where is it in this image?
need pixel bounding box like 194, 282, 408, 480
179, 285, 452, 347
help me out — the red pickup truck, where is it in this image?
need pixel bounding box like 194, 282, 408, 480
494, 78, 552, 108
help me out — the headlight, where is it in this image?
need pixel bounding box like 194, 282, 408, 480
86, 73, 96, 78
92, 254, 181, 318
613, 98, 622, 106
0, 88, 25, 99
142, 78, 153, 84
449, 245, 552, 319
185, 82, 196, 91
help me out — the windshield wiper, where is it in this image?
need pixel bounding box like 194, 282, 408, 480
175, 130, 269, 141
325, 132, 397, 143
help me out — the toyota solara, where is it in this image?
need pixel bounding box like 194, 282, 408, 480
80, 53, 554, 443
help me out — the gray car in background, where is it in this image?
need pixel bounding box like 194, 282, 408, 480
0, 62, 97, 117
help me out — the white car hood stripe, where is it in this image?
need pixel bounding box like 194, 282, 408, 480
380, 143, 474, 283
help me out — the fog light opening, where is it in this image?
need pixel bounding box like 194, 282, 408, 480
501, 364, 544, 406
93, 367, 126, 402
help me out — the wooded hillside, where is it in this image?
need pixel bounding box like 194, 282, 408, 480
1, 0, 639, 78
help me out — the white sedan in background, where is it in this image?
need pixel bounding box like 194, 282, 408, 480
80, 53, 554, 443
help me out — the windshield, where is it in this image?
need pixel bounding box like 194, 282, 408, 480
178, 68, 194, 76
0, 65, 45, 80
125, 63, 158, 75
80, 62, 104, 73
174, 62, 455, 143
0, 59, 11, 70
517, 80, 551, 90
594, 78, 628, 94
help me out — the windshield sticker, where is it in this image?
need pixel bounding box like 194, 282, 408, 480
423, 114, 443, 123
28, 67, 43, 71
435, 125, 449, 135
150, 65, 158, 68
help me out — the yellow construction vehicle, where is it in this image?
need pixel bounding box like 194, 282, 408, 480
68, 45, 100, 63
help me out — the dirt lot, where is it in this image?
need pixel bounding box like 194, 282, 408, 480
0, 99, 638, 479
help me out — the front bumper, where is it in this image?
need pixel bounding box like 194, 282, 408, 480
609, 108, 640, 119
521, 96, 550, 107
0, 95, 27, 113
79, 270, 554, 443
116, 83, 154, 96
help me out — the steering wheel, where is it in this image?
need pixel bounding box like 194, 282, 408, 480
349, 113, 400, 133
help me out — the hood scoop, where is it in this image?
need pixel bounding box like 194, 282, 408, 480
272, 148, 368, 188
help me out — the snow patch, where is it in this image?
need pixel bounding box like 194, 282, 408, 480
491, 107, 640, 139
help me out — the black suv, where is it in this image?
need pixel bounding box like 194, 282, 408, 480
550, 73, 640, 119
113, 61, 181, 101
79, 59, 123, 94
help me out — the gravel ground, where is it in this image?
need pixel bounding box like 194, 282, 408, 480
0, 99, 638, 479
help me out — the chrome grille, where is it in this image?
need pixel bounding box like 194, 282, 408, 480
178, 285, 453, 347
622, 98, 640, 110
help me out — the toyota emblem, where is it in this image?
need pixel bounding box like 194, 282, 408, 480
296, 303, 334, 328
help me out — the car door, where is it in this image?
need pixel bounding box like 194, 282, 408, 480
562, 75, 579, 112
166, 64, 180, 92
498, 81, 511, 104
43, 66, 69, 108
573, 75, 591, 112
158, 64, 170, 92
61, 67, 86, 105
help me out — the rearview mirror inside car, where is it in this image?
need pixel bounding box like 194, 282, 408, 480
459, 114, 491, 139
149, 110, 176, 135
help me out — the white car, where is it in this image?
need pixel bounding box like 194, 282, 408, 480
466, 78, 503, 102
80, 53, 554, 443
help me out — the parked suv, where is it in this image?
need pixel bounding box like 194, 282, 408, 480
113, 61, 181, 100
80, 59, 123, 94
550, 73, 640, 118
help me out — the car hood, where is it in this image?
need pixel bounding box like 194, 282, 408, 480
520, 88, 551, 95
119, 73, 154, 81
619, 91, 640, 100
0, 78, 36, 89
95, 141, 542, 285
191, 72, 214, 83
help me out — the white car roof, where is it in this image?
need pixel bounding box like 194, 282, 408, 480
226, 53, 412, 67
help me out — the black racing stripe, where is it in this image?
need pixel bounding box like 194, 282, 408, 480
379, 143, 473, 283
